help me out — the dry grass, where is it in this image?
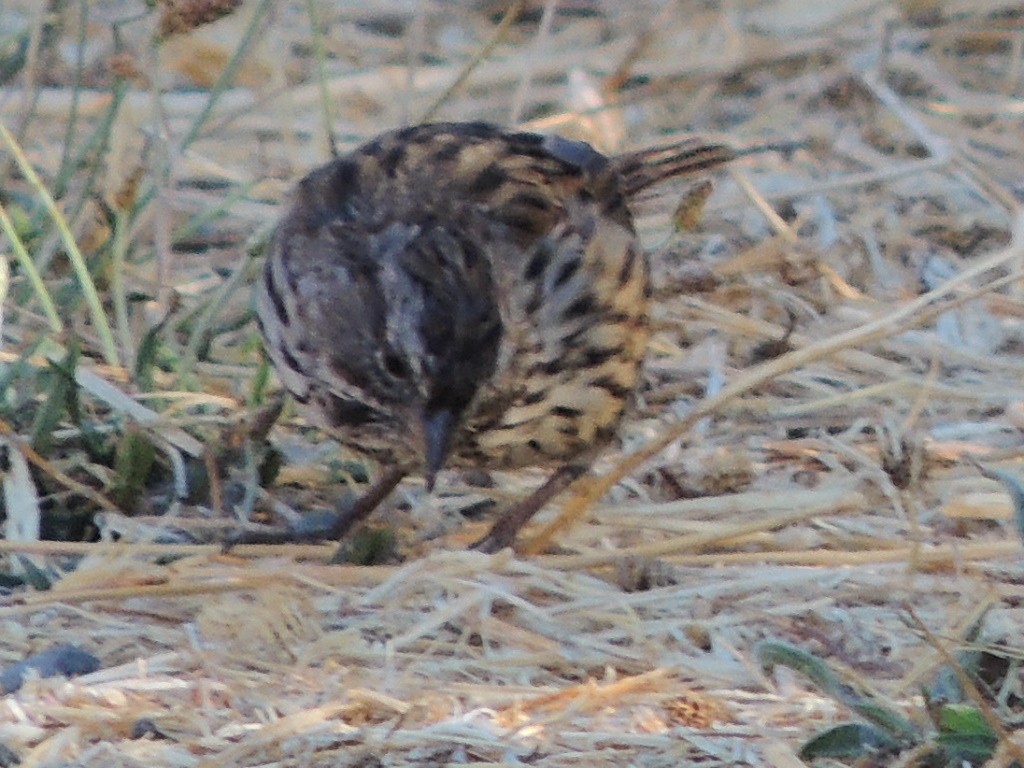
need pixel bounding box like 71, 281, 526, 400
1, 0, 1024, 765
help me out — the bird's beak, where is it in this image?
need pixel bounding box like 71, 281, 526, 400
421, 409, 456, 492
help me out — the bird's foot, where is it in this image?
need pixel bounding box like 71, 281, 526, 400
222, 466, 407, 553
221, 506, 358, 551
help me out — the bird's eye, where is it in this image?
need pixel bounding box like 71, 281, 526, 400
382, 351, 408, 379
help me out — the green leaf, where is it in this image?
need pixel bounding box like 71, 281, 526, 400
934, 704, 998, 761
108, 429, 157, 511
15, 556, 53, 591
257, 445, 283, 488
938, 704, 995, 737
134, 323, 164, 392
972, 461, 1024, 542
798, 722, 900, 760
249, 355, 272, 407
332, 527, 397, 566
935, 731, 998, 763
29, 347, 79, 455
757, 640, 919, 741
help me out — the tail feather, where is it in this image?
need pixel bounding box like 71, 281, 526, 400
612, 139, 736, 197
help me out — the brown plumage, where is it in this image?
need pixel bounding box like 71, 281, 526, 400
253, 121, 734, 552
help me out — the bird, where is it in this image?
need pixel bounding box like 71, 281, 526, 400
250, 121, 735, 553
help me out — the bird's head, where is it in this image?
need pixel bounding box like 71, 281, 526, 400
368, 219, 502, 487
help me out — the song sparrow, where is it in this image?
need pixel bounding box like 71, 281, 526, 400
251, 121, 735, 553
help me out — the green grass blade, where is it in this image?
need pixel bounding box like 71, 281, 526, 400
0, 119, 120, 367
0, 199, 62, 333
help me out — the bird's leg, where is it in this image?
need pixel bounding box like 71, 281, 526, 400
324, 465, 407, 539
472, 464, 588, 554
223, 465, 407, 550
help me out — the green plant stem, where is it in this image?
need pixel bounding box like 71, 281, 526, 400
305, 0, 337, 157
178, 0, 276, 151
420, 0, 526, 123
110, 207, 133, 366
56, 0, 88, 190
